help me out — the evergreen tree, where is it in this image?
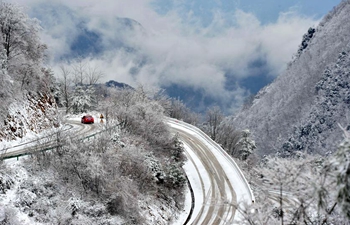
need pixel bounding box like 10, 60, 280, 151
236, 129, 256, 160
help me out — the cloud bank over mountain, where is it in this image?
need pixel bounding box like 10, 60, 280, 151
13, 0, 319, 112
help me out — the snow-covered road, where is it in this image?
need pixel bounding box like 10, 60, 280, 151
167, 118, 254, 225
1, 115, 254, 224
0, 117, 100, 160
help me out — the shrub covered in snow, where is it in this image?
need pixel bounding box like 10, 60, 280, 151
333, 132, 350, 219
165, 163, 186, 188
236, 135, 350, 224
0, 173, 14, 194
5, 87, 187, 224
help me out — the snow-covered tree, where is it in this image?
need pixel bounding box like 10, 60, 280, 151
70, 85, 96, 113
211, 116, 255, 160
0, 2, 59, 142
236, 129, 256, 160
145, 152, 165, 183
71, 58, 103, 86
86, 64, 103, 85
231, 0, 350, 156
168, 98, 187, 120
166, 98, 200, 125
1, 85, 187, 224
0, 163, 14, 194
333, 131, 350, 219
0, 2, 46, 93
237, 153, 347, 225
296, 27, 316, 57
0, 48, 12, 122
165, 162, 186, 187
237, 132, 350, 224
0, 48, 6, 71
205, 106, 223, 140
56, 60, 103, 113
57, 65, 73, 112
215, 116, 242, 155
0, 2, 44, 62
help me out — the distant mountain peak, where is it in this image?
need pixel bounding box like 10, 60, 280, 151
116, 17, 144, 30
105, 80, 133, 89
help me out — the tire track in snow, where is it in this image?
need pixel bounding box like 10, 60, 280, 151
169, 120, 238, 225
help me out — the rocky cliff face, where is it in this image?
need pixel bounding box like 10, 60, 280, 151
0, 93, 58, 141
233, 0, 350, 156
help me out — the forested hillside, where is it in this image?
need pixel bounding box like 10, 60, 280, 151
232, 0, 350, 156
0, 2, 58, 141
0, 3, 188, 224
0, 86, 187, 224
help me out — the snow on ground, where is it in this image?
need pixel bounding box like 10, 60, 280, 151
0, 158, 44, 225
171, 140, 210, 225
2, 112, 252, 225
0, 112, 106, 156
63, 111, 104, 123
0, 125, 69, 155
168, 119, 255, 223
179, 142, 211, 224
0, 114, 188, 225
172, 185, 191, 225
0, 111, 104, 156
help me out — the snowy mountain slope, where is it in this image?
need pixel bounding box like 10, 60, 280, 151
0, 3, 59, 142
0, 86, 190, 225
233, 0, 350, 156
0, 94, 58, 142
0, 119, 186, 225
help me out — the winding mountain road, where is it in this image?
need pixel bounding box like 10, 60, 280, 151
1, 116, 254, 224
0, 118, 99, 160
167, 119, 254, 224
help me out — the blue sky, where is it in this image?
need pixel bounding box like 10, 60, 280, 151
9, 0, 343, 112
153, 0, 341, 24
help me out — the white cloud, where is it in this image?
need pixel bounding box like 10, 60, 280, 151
9, 0, 319, 111
260, 10, 319, 74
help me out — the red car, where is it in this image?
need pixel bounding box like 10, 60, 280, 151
81, 115, 94, 124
